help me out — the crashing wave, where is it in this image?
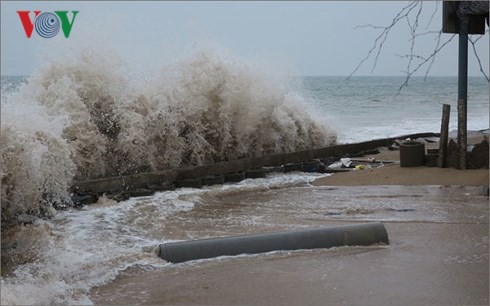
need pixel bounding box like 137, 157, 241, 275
1, 48, 337, 226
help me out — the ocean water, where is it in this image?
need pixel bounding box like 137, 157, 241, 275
4, 75, 488, 145
302, 75, 489, 143
1, 52, 489, 304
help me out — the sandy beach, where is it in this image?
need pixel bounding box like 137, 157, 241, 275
90, 136, 489, 305
312, 135, 488, 187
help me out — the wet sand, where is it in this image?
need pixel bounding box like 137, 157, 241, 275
91, 136, 489, 305
92, 223, 489, 305
313, 159, 488, 186
313, 135, 488, 187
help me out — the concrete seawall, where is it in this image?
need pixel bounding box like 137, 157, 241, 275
71, 132, 438, 204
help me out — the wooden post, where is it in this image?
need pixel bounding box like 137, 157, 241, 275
438, 104, 451, 168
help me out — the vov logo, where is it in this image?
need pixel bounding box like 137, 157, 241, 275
17, 11, 79, 38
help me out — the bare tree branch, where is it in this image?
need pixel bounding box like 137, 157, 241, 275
371, 1, 420, 73
469, 33, 490, 81
353, 24, 386, 30
409, 30, 442, 40
403, 2, 424, 81
396, 54, 428, 61
396, 34, 456, 95
349, 0, 489, 92
423, 30, 443, 80
426, 0, 439, 29
347, 1, 420, 79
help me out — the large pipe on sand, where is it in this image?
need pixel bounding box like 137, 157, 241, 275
159, 223, 389, 263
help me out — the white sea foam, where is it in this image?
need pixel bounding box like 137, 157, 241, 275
1, 46, 336, 227
1, 93, 75, 227
0, 172, 325, 305
0, 41, 336, 304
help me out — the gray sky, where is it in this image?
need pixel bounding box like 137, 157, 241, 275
1, 1, 488, 76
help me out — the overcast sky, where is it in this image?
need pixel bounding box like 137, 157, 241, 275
1, 1, 489, 76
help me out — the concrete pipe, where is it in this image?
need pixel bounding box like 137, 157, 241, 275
159, 223, 389, 263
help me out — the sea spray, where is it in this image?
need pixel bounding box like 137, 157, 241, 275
1, 97, 75, 228
24, 50, 131, 178
0, 49, 337, 303
145, 51, 336, 166
1, 47, 336, 226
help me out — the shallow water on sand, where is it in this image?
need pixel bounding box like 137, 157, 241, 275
0, 173, 325, 304
1, 170, 488, 305
89, 183, 489, 305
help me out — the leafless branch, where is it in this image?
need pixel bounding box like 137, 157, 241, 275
347, 1, 420, 79
371, 2, 420, 73
469, 33, 489, 81
396, 54, 428, 61
403, 2, 424, 79
423, 30, 443, 80
410, 30, 442, 40
396, 34, 457, 95
350, 0, 489, 91
426, 0, 439, 29
353, 24, 386, 30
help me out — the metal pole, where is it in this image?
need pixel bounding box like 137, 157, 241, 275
457, 15, 468, 170
438, 104, 451, 168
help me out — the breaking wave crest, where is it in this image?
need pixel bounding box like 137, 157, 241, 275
1, 99, 75, 228
1, 48, 337, 226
